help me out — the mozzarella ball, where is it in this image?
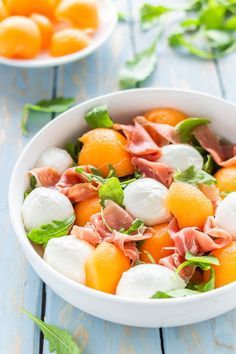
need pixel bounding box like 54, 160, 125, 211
116, 264, 185, 299
123, 178, 171, 226
158, 144, 203, 171
215, 192, 236, 239
44, 235, 94, 283
35, 147, 73, 174
22, 187, 74, 231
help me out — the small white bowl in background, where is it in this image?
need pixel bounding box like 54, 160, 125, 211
0, 0, 117, 68
9, 88, 236, 327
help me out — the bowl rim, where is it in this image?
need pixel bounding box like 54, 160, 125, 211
0, 0, 117, 68
9, 87, 236, 306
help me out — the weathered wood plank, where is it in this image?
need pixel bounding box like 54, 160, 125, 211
0, 66, 54, 353
42, 1, 162, 353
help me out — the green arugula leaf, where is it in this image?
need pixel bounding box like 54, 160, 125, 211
120, 219, 144, 234
205, 29, 233, 50
175, 117, 210, 143
203, 154, 215, 174
24, 175, 37, 199
21, 97, 75, 135
185, 251, 220, 266
140, 3, 171, 30
27, 215, 75, 245
174, 166, 216, 186
181, 18, 200, 29
200, 4, 226, 29
76, 167, 105, 184
99, 177, 124, 207
65, 141, 81, 162
21, 308, 82, 354
85, 105, 114, 129
151, 288, 200, 299
195, 268, 215, 292
119, 35, 160, 89
223, 15, 236, 30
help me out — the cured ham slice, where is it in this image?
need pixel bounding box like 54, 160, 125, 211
200, 184, 221, 209
56, 167, 88, 194
168, 217, 232, 256
134, 116, 179, 146
132, 157, 174, 187
105, 229, 152, 261
67, 183, 98, 203
71, 225, 102, 245
113, 121, 161, 159
194, 125, 236, 167
29, 167, 60, 187
102, 200, 133, 230
160, 217, 232, 280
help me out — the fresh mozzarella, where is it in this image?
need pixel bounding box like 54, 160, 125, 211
44, 235, 94, 283
22, 187, 74, 231
215, 192, 236, 238
35, 147, 73, 174
158, 144, 203, 171
123, 178, 171, 226
116, 264, 185, 299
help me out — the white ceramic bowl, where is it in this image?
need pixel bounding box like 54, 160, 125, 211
9, 88, 236, 327
0, 0, 117, 68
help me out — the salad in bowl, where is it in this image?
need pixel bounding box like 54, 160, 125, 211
9, 89, 236, 327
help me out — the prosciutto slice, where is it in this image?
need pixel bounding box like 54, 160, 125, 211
194, 125, 236, 167
105, 229, 152, 261
113, 121, 161, 159
67, 183, 98, 203
132, 157, 174, 187
102, 200, 133, 230
134, 116, 179, 146
56, 167, 89, 194
29, 167, 60, 187
159, 217, 232, 280
71, 225, 102, 246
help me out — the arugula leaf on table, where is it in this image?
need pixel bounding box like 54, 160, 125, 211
24, 175, 37, 199
174, 166, 216, 186
99, 177, 124, 207
119, 35, 160, 89
85, 105, 114, 129
21, 308, 82, 354
151, 288, 200, 299
118, 12, 129, 22
140, 3, 171, 30
27, 215, 75, 245
21, 97, 75, 135
175, 117, 210, 143
200, 4, 226, 29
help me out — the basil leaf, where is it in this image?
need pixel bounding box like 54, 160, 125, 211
175, 117, 210, 143
99, 177, 124, 207
27, 215, 75, 245
185, 252, 220, 266
119, 36, 159, 89
140, 3, 171, 30
151, 289, 200, 299
85, 105, 114, 129
65, 141, 81, 162
21, 308, 82, 354
203, 154, 215, 174
24, 175, 37, 199
174, 166, 216, 186
21, 97, 75, 135
195, 268, 215, 292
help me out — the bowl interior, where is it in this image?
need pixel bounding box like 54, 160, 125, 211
0, 0, 117, 68
9, 88, 236, 309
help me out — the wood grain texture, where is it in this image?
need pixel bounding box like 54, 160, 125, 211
0, 66, 54, 353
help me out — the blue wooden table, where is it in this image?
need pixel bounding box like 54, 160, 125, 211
1, 1, 236, 353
